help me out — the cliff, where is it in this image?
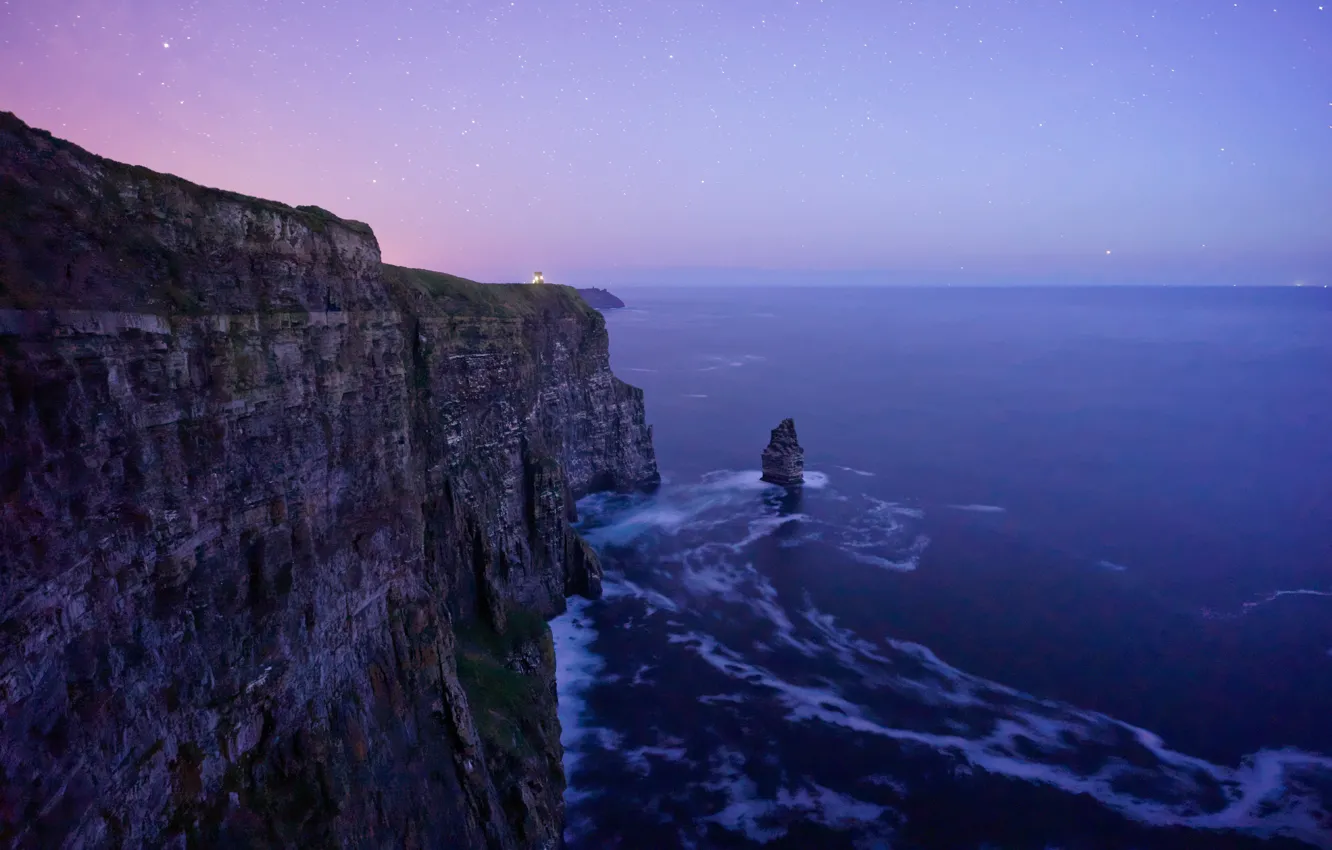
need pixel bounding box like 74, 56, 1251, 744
572, 289, 624, 310
0, 112, 658, 848
760, 418, 804, 486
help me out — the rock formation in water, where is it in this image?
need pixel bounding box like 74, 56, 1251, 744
0, 111, 658, 849
574, 288, 625, 310
760, 418, 804, 486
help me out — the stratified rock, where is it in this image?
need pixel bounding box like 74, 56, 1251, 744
0, 111, 658, 850
761, 418, 805, 485
575, 287, 626, 309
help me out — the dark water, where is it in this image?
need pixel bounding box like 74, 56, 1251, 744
553, 286, 1332, 849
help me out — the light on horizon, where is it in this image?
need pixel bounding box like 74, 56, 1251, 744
4, 1, 1326, 279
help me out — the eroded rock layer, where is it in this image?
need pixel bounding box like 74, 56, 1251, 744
0, 112, 658, 849
760, 418, 804, 486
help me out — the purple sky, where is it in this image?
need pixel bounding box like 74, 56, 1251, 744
3, 0, 1329, 285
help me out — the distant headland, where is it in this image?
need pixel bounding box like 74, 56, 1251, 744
574, 287, 626, 309
389, 267, 628, 310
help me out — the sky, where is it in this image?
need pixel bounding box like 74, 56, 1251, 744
2, 0, 1329, 285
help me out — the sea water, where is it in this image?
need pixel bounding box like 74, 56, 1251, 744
552, 286, 1332, 849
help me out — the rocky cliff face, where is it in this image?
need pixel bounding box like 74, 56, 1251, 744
0, 113, 658, 848
760, 418, 804, 486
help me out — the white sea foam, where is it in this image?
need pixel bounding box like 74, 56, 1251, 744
675, 547, 821, 656
591, 477, 929, 646
782, 784, 888, 830
680, 551, 754, 600
1203, 588, 1332, 620
864, 774, 909, 795
630, 664, 656, 686
586, 504, 695, 544
698, 468, 829, 491
623, 367, 659, 372
845, 535, 930, 572
584, 469, 827, 552
753, 578, 822, 656
1242, 588, 1332, 612
779, 530, 824, 548
551, 597, 611, 799
622, 737, 691, 776
683, 393, 709, 398
836, 465, 877, 477
693, 746, 892, 843
697, 469, 781, 493
698, 749, 787, 843
1098, 560, 1129, 572
600, 575, 680, 614
831, 497, 929, 571
802, 603, 893, 668
948, 504, 1007, 513
669, 623, 1332, 848
698, 354, 766, 369
566, 466, 1332, 847
734, 514, 809, 548
802, 470, 830, 489
659, 504, 834, 655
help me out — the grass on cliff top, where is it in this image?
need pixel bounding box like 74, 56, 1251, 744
382, 263, 597, 319
0, 111, 374, 238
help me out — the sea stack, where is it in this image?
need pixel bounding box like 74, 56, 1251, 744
761, 418, 805, 486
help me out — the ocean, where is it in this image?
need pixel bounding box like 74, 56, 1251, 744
551, 286, 1332, 849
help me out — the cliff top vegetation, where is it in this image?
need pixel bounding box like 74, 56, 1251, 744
383, 264, 598, 320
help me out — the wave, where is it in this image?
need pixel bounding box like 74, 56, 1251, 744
600, 574, 681, 615
551, 598, 615, 798
581, 470, 833, 547
579, 471, 928, 654
622, 738, 692, 777
836, 465, 877, 477
698, 469, 829, 491
1242, 588, 1332, 612
697, 748, 893, 845
561, 470, 1332, 847
832, 496, 928, 571
669, 617, 1332, 848
948, 503, 1006, 513
844, 535, 930, 572
1203, 587, 1332, 620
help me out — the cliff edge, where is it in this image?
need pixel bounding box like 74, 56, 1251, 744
0, 112, 658, 848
